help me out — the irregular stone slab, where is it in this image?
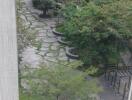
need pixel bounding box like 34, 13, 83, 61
52, 42, 60, 46
45, 56, 58, 63
38, 51, 47, 56
25, 11, 30, 14
20, 14, 27, 22
35, 27, 44, 31
59, 52, 66, 57
42, 43, 51, 48
43, 27, 51, 30
51, 45, 59, 51
36, 36, 44, 40
58, 56, 68, 61
43, 37, 57, 43
59, 48, 65, 53
32, 22, 44, 27
21, 46, 42, 68
30, 25, 36, 29
38, 30, 47, 33
27, 17, 36, 21
18, 10, 23, 14
22, 7, 27, 11
47, 32, 55, 37
37, 32, 47, 37
25, 21, 31, 26
46, 53, 56, 57
40, 47, 49, 51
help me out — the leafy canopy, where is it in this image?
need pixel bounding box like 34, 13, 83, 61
21, 62, 102, 100
57, 0, 132, 65
32, 0, 56, 10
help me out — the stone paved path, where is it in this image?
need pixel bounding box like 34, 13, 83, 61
19, 0, 70, 69
18, 0, 73, 90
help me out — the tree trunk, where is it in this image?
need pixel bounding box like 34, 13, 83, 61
43, 8, 47, 16
39, 8, 49, 18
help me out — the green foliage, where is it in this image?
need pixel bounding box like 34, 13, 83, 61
21, 62, 102, 100
66, 60, 83, 68
58, 0, 132, 66
60, 3, 78, 19
91, 0, 117, 5
85, 65, 105, 77
32, 0, 57, 16
32, 0, 56, 9
20, 91, 44, 100
86, 66, 99, 75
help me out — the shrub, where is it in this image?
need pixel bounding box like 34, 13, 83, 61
58, 0, 132, 66
59, 3, 78, 20
21, 62, 102, 100
32, 0, 56, 17
85, 65, 105, 77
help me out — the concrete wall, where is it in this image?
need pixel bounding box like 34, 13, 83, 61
0, 0, 19, 100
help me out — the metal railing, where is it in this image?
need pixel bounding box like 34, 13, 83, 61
105, 65, 132, 100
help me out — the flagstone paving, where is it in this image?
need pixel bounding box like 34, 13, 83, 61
19, 0, 71, 70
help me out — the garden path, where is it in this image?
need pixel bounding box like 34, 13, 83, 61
19, 0, 71, 70
18, 0, 74, 90
19, 0, 123, 100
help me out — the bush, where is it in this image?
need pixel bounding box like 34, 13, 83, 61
85, 65, 105, 77
58, 0, 132, 66
32, 0, 56, 17
59, 3, 78, 20
21, 62, 102, 100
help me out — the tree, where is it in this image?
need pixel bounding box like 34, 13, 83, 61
57, 0, 132, 66
32, 0, 56, 17
21, 61, 102, 100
